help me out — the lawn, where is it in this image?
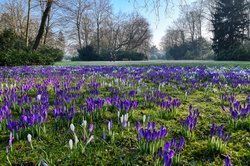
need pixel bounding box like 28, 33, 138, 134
55, 60, 250, 67
0, 64, 249, 165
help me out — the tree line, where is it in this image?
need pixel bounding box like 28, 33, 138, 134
159, 0, 250, 61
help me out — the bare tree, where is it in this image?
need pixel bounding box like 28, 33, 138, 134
0, 0, 26, 36
58, 0, 92, 48
92, 0, 112, 54
25, 0, 32, 47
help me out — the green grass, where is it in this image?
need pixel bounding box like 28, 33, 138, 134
56, 60, 250, 67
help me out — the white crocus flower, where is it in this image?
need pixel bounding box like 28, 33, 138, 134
36, 94, 42, 101
69, 139, 73, 150
81, 120, 87, 128
27, 134, 33, 149
120, 115, 124, 124
125, 113, 128, 122
117, 111, 120, 119
74, 134, 79, 147
27, 134, 32, 143
143, 115, 146, 123
147, 116, 150, 122
70, 123, 75, 133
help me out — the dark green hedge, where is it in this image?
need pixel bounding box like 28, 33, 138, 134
0, 29, 64, 66
73, 45, 146, 61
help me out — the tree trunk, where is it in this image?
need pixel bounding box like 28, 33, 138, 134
43, 12, 50, 45
97, 20, 100, 54
32, 0, 53, 50
76, 12, 82, 48
25, 0, 31, 47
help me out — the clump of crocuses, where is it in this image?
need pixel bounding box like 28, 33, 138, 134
154, 137, 185, 166
222, 98, 250, 129
136, 121, 168, 154
208, 123, 231, 153
180, 107, 199, 139
159, 97, 181, 118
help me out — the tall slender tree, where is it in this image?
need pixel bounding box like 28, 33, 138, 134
25, 0, 31, 47
32, 0, 53, 50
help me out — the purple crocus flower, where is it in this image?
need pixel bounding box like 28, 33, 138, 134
222, 105, 226, 112
6, 119, 18, 132
152, 122, 156, 130
171, 138, 176, 147
89, 123, 94, 133
210, 123, 216, 137
224, 156, 232, 166
158, 147, 163, 157
102, 133, 106, 140
20, 115, 28, 126
218, 125, 224, 138
106, 98, 112, 106
147, 122, 151, 130
122, 120, 127, 128
230, 110, 238, 120
164, 142, 170, 153
163, 150, 174, 166
108, 120, 112, 132
177, 136, 185, 152
8, 132, 14, 147
6, 147, 8, 155
189, 105, 193, 111
136, 121, 141, 131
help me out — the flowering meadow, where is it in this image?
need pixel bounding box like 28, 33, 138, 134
0, 65, 249, 165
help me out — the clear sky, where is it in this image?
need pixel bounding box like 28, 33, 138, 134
111, 0, 196, 48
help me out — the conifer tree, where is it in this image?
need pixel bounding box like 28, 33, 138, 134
212, 0, 250, 60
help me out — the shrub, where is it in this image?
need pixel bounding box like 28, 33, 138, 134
78, 45, 99, 61
37, 46, 64, 62
71, 56, 81, 61
216, 43, 250, 61
0, 29, 64, 66
115, 51, 146, 61
0, 29, 26, 51
75, 46, 146, 61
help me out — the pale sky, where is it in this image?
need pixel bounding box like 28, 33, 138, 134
0, 0, 197, 48
111, 0, 197, 48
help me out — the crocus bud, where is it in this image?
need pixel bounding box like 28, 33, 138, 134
74, 134, 79, 147
89, 123, 94, 133
118, 111, 120, 119
69, 139, 73, 150
108, 120, 112, 132
125, 113, 128, 122
37, 94, 42, 101
102, 133, 106, 140
86, 135, 94, 145
27, 134, 32, 143
136, 121, 141, 131
70, 123, 75, 133
128, 121, 130, 128
143, 115, 146, 123
120, 115, 124, 124
82, 120, 87, 128
6, 147, 8, 155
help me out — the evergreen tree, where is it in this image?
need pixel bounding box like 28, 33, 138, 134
212, 0, 250, 60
